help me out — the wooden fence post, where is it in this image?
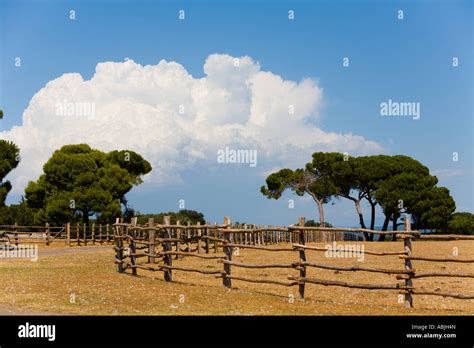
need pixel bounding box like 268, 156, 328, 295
213, 222, 218, 253
298, 216, 306, 299
205, 222, 210, 254
45, 223, 50, 246
175, 220, 181, 259
403, 218, 414, 308
92, 223, 96, 245
83, 223, 87, 246
196, 221, 201, 254
244, 224, 248, 245
187, 221, 191, 252
130, 216, 137, 231
163, 215, 172, 282
66, 223, 71, 247
99, 224, 103, 244
130, 237, 137, 276
148, 218, 155, 264
222, 216, 232, 288
106, 224, 110, 243
115, 218, 124, 273
130, 217, 137, 239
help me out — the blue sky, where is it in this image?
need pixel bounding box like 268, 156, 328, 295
0, 0, 473, 227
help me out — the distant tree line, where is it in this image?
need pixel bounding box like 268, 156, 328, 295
305, 220, 333, 228
135, 210, 206, 225
446, 212, 474, 234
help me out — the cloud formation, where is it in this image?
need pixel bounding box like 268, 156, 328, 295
1, 54, 383, 195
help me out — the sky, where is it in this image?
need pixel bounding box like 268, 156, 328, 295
0, 0, 473, 227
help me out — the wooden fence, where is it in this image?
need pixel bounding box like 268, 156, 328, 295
0, 218, 347, 248
114, 216, 474, 308
0, 223, 113, 246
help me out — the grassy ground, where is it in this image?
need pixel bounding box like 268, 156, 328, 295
0, 240, 472, 315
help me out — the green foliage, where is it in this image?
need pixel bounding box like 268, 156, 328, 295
0, 140, 20, 206
25, 144, 151, 225
447, 212, 474, 234
375, 156, 454, 229
107, 150, 152, 182
136, 210, 205, 225
261, 154, 343, 224
351, 155, 396, 197
410, 187, 455, 229
305, 152, 341, 202
260, 168, 301, 199
304, 219, 332, 227
0, 108, 21, 220
0, 197, 35, 225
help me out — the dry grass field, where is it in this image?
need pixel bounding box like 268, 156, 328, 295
0, 240, 473, 315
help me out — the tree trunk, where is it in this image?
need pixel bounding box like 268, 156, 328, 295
83, 211, 90, 225
378, 214, 391, 241
355, 200, 372, 241
354, 200, 366, 228
370, 202, 376, 230
317, 199, 325, 225
391, 214, 399, 241
308, 192, 325, 226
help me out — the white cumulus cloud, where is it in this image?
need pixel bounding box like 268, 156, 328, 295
1, 54, 383, 196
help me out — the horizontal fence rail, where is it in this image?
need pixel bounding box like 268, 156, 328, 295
112, 216, 474, 308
